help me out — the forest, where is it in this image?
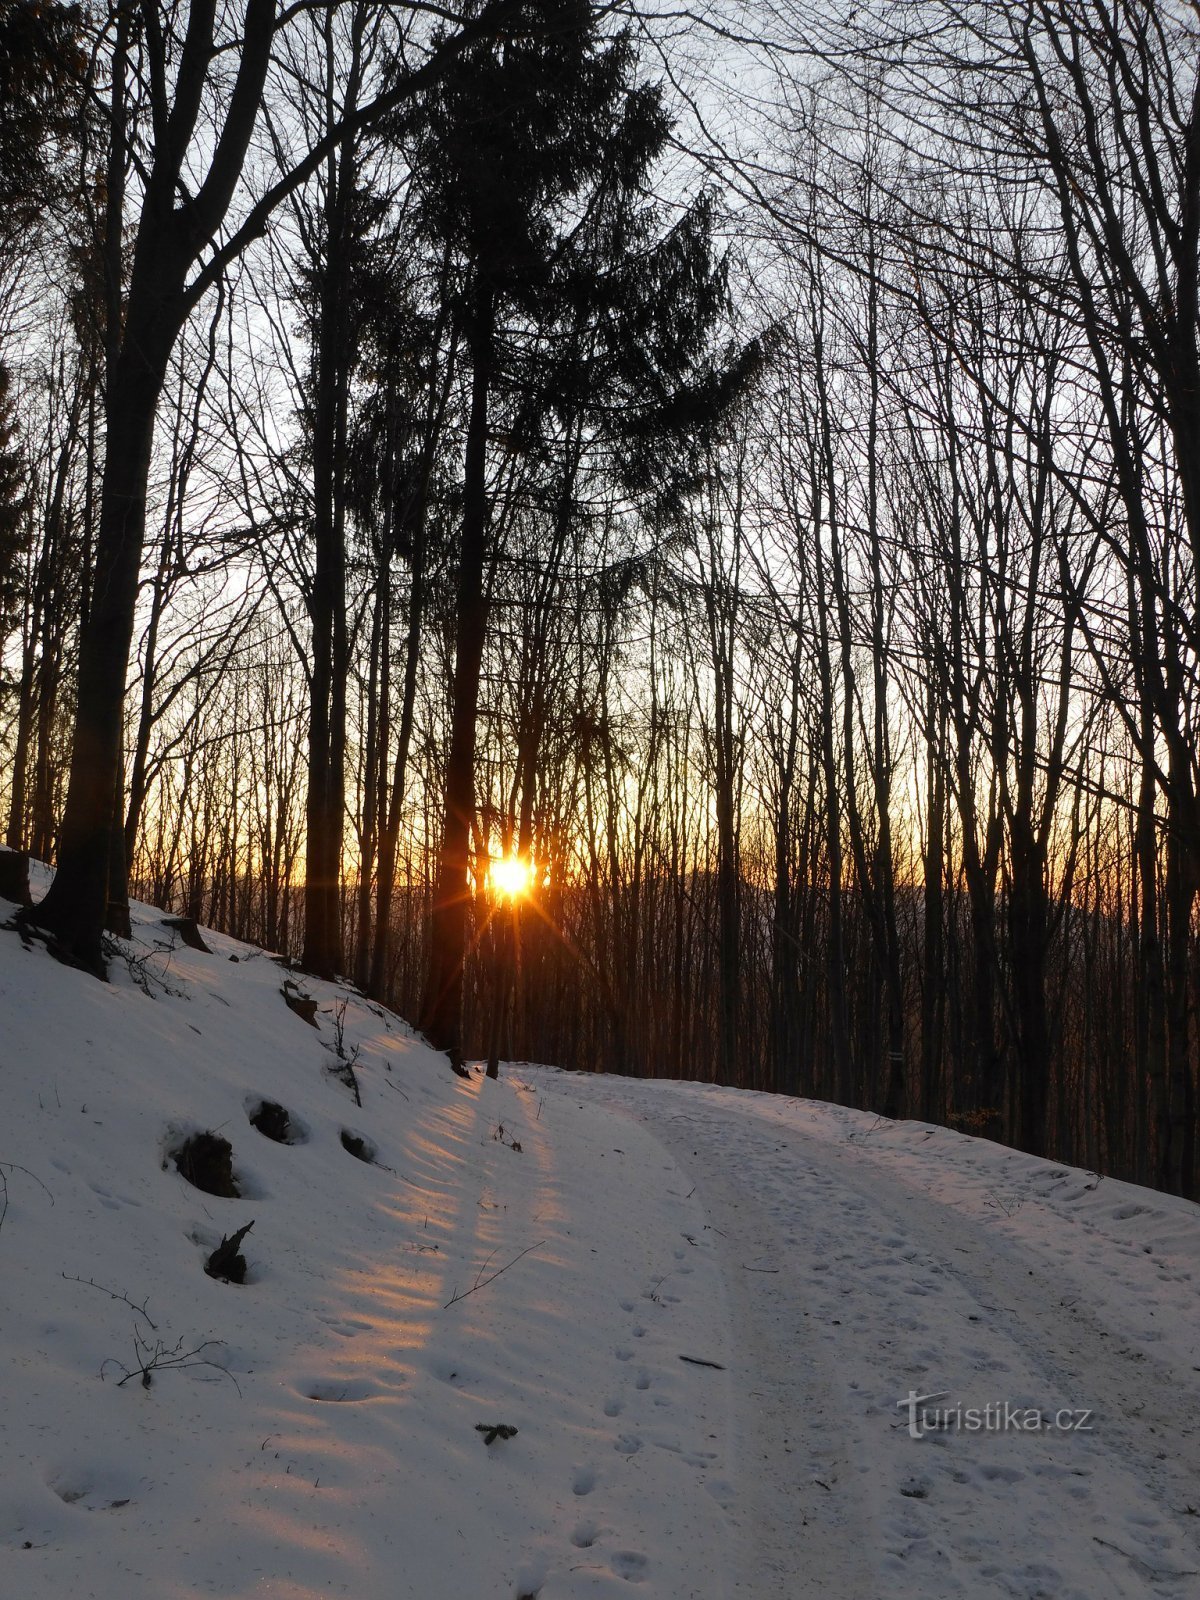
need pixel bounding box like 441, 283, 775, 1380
1, 0, 1198, 1200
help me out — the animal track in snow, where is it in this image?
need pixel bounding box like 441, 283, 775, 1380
979, 1464, 1023, 1485
610, 1550, 649, 1582
49, 1466, 142, 1512
317, 1314, 373, 1338
301, 1377, 377, 1402
88, 1182, 139, 1211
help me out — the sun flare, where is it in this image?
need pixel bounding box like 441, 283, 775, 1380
490, 855, 533, 899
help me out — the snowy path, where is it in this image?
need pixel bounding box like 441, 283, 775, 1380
534, 1072, 1200, 1600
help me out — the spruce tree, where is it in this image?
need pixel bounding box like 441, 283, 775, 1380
406, 0, 754, 1065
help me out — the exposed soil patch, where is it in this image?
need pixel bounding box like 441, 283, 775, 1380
248, 1099, 301, 1144
340, 1130, 377, 1164
171, 1131, 239, 1197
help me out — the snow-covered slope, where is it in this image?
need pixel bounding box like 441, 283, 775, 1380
3, 870, 1199, 1600
0, 883, 733, 1600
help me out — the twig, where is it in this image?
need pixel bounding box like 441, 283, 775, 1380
444, 1240, 545, 1309
1092, 1537, 1197, 1582
0, 1160, 54, 1237
330, 997, 349, 1055
102, 1331, 241, 1395
62, 1273, 158, 1329
679, 1354, 726, 1369
104, 936, 183, 999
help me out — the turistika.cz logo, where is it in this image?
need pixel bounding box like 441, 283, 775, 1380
897, 1390, 1095, 1440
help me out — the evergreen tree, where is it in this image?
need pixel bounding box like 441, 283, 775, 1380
0, 0, 85, 253
406, 0, 753, 1066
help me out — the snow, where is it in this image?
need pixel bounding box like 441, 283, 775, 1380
1, 873, 1198, 1598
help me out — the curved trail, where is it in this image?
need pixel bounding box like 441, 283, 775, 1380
542, 1074, 1200, 1600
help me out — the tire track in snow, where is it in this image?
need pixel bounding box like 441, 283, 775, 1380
593, 1085, 1200, 1600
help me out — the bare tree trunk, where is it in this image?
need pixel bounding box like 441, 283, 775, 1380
422, 284, 494, 1065
921, 678, 947, 1125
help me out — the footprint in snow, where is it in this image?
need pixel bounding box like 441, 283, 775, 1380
317, 1315, 373, 1339
302, 1377, 377, 1402
899, 1476, 932, 1500
50, 1472, 141, 1512
610, 1550, 649, 1582
573, 1466, 596, 1496
614, 1433, 643, 1455
604, 1398, 623, 1417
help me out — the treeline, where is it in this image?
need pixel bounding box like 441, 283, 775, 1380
1, 0, 1198, 1199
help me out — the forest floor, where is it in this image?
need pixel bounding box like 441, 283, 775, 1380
1, 867, 1198, 1599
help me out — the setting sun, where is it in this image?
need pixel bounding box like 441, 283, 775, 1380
490, 855, 533, 899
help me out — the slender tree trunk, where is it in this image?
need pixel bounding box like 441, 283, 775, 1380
1164, 778, 1198, 1197
301, 72, 357, 980
124, 539, 172, 864
371, 530, 426, 1001
422, 284, 494, 1064
1009, 818, 1049, 1156
921, 684, 946, 1125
